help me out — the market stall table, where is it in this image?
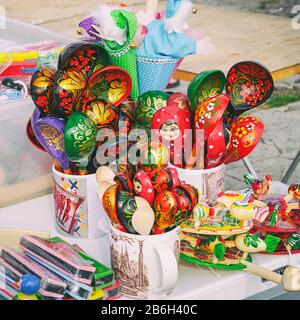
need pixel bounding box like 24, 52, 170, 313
1, 181, 298, 300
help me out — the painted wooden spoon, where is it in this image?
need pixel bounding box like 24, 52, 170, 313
221, 116, 264, 165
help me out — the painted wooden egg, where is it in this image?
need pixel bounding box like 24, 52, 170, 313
102, 184, 120, 225
153, 190, 177, 229
114, 172, 134, 193
133, 170, 155, 205
149, 168, 173, 193
135, 91, 170, 129
53, 68, 88, 117
30, 67, 57, 114
64, 111, 98, 168
116, 190, 138, 234
84, 100, 118, 127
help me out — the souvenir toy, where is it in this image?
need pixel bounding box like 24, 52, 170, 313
13, 274, 41, 300
149, 167, 173, 192
244, 173, 272, 199
26, 252, 93, 300
64, 111, 98, 175
180, 198, 300, 290
102, 184, 123, 228
20, 235, 96, 285
1, 248, 66, 299
151, 103, 192, 166
242, 176, 300, 254
49, 237, 114, 291
225, 61, 274, 120
30, 67, 57, 114
221, 116, 264, 165
136, 0, 199, 94
88, 289, 105, 300
79, 6, 140, 99
31, 113, 70, 172
135, 90, 170, 130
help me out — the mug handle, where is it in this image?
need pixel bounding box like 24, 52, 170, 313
154, 243, 178, 293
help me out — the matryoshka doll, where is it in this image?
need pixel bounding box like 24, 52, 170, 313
151, 104, 192, 167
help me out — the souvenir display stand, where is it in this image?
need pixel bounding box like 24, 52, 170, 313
1, 5, 300, 301
1, 181, 298, 300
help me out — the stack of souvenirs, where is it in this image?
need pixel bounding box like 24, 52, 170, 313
0, 235, 120, 300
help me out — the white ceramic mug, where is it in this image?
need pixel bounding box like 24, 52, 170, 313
52, 166, 109, 239
110, 224, 180, 299
168, 163, 225, 203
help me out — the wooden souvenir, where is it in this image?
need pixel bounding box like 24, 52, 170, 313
131, 196, 155, 235
133, 170, 155, 205
187, 69, 226, 112
64, 111, 98, 174
86, 66, 132, 107
153, 190, 177, 229
226, 61, 274, 118
221, 116, 264, 165
135, 90, 170, 129
30, 67, 57, 115
31, 114, 70, 170
149, 167, 173, 192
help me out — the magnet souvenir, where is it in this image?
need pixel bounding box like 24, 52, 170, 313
30, 67, 57, 115
187, 69, 226, 112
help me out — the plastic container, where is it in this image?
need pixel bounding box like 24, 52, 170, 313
0, 19, 73, 207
